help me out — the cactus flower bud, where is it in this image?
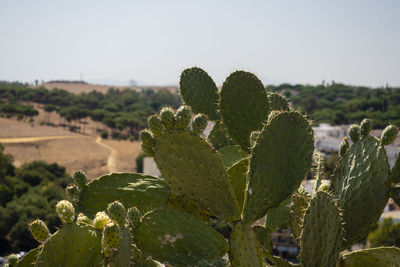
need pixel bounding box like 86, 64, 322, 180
102, 221, 122, 257
148, 115, 163, 136
360, 118, 373, 137
77, 213, 92, 225
127, 207, 141, 228
339, 137, 350, 157
106, 201, 126, 227
175, 105, 192, 130
55, 200, 75, 224
381, 124, 398, 145
73, 170, 87, 189
66, 183, 80, 202
348, 124, 361, 143
160, 107, 175, 129
93, 211, 110, 229
8, 254, 18, 267
192, 114, 208, 134
29, 219, 50, 243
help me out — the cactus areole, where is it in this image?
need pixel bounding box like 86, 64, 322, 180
22, 67, 400, 266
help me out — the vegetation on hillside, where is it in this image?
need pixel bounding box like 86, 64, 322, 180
267, 82, 400, 128
0, 144, 70, 254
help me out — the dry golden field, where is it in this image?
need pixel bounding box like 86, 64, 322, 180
0, 110, 142, 179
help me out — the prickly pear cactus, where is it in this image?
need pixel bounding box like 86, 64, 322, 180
20, 67, 400, 267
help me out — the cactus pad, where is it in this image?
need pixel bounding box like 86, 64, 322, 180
289, 188, 311, 242
29, 219, 50, 243
243, 111, 314, 222
299, 191, 342, 267
127, 207, 141, 228
381, 124, 398, 145
267, 92, 290, 111
76, 213, 92, 225
73, 170, 87, 189
154, 130, 239, 220
35, 223, 102, 266
179, 67, 220, 121
17, 247, 40, 266
360, 118, 372, 137
219, 71, 269, 150
348, 124, 361, 143
264, 197, 291, 232
102, 221, 122, 257
229, 222, 265, 267
216, 145, 248, 169
192, 114, 208, 134
175, 105, 192, 130
207, 122, 233, 150
106, 201, 126, 227
135, 209, 228, 266
78, 173, 171, 217
226, 158, 249, 209
93, 211, 110, 229
148, 115, 164, 136
160, 107, 175, 129
340, 247, 400, 267
66, 183, 80, 202
332, 135, 390, 248
339, 137, 350, 157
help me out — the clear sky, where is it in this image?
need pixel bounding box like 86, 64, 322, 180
0, 0, 399, 87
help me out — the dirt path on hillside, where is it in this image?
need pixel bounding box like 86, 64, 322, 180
0, 135, 80, 143
95, 136, 117, 173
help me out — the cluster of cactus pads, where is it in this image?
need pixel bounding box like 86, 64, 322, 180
10, 67, 400, 267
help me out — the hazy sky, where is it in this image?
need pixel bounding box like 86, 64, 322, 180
0, 1, 399, 87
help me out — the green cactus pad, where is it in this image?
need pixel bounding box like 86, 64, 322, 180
339, 137, 350, 157
78, 173, 171, 217
267, 92, 290, 111
299, 191, 342, 267
226, 158, 249, 209
8, 254, 18, 267
216, 145, 248, 169
360, 118, 373, 137
108, 227, 131, 267
127, 207, 141, 228
192, 114, 208, 134
207, 122, 233, 150
35, 223, 102, 267
55, 200, 75, 224
135, 209, 228, 266
29, 219, 50, 243
175, 105, 192, 130
289, 188, 311, 242
73, 170, 87, 190
179, 67, 220, 121
381, 124, 398, 145
17, 247, 40, 267
102, 221, 122, 257
66, 183, 80, 202
106, 201, 127, 227
154, 130, 240, 220
167, 194, 211, 220
389, 154, 400, 184
229, 222, 265, 267
219, 71, 269, 150
331, 135, 390, 248
243, 111, 314, 223
76, 213, 92, 225
340, 247, 400, 267
253, 226, 273, 253
264, 197, 291, 232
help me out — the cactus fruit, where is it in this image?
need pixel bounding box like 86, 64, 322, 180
127, 207, 141, 228
55, 200, 75, 224
93, 211, 110, 229
102, 221, 122, 257
148, 115, 163, 136
192, 113, 208, 134
348, 124, 361, 143
76, 213, 92, 225
29, 219, 50, 243
381, 124, 398, 145
140, 129, 155, 156
339, 137, 350, 157
360, 118, 373, 137
73, 170, 87, 189
8, 254, 18, 267
160, 107, 175, 129
267, 92, 290, 111
66, 183, 80, 202
106, 201, 126, 227
175, 105, 192, 129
